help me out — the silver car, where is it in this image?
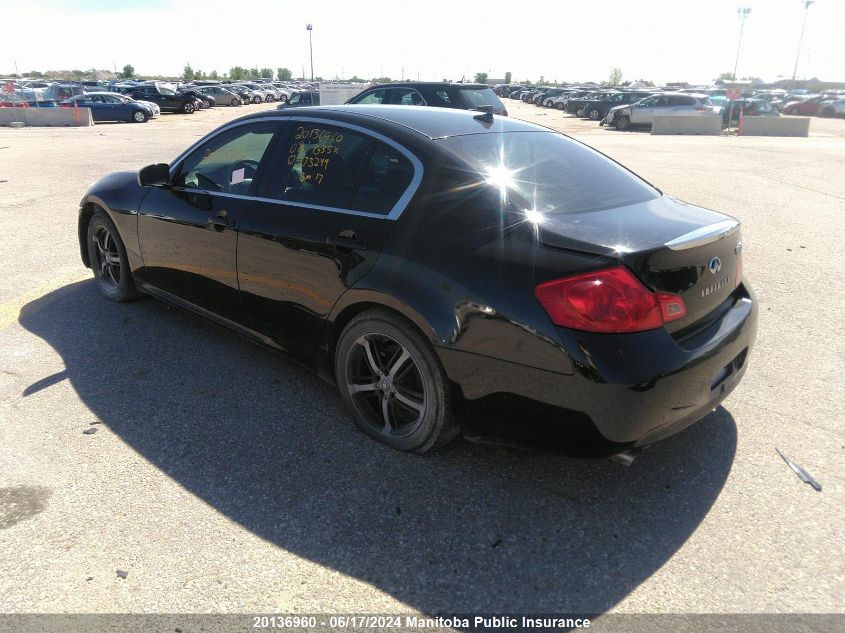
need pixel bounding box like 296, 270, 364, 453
610, 93, 721, 130
194, 85, 242, 107
819, 98, 845, 117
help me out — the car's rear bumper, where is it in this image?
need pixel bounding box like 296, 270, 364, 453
438, 284, 758, 450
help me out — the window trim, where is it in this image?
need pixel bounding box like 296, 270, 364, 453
167, 115, 424, 221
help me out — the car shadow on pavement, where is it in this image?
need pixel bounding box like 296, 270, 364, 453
20, 280, 737, 613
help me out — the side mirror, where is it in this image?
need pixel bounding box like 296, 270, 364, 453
138, 163, 170, 187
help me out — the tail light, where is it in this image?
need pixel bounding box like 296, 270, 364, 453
535, 266, 686, 333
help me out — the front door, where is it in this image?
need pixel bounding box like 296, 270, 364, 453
136, 120, 282, 321
237, 119, 418, 357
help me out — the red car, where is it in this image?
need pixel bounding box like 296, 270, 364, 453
782, 95, 830, 115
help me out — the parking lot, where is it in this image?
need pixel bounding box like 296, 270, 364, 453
0, 101, 843, 617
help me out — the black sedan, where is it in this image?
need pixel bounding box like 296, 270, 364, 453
347, 82, 508, 116
77, 105, 757, 456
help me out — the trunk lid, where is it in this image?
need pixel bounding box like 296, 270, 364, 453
539, 195, 742, 333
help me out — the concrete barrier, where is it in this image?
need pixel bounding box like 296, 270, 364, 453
652, 115, 723, 135
0, 107, 94, 127
739, 116, 810, 137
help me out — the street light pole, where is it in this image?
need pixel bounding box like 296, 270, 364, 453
306, 24, 314, 81
732, 7, 752, 81
792, 1, 815, 83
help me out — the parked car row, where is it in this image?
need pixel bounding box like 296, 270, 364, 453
494, 84, 797, 130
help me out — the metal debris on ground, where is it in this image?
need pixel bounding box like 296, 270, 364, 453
776, 448, 822, 491
116, 569, 129, 579
82, 427, 98, 435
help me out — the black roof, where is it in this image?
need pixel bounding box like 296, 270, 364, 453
370, 82, 491, 90
238, 104, 542, 140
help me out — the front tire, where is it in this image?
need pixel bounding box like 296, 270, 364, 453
86, 211, 141, 302
588, 107, 601, 120
183, 101, 195, 114
231, 97, 240, 106
335, 309, 458, 454
253, 96, 262, 104
132, 110, 148, 123
278, 95, 288, 104
615, 115, 631, 131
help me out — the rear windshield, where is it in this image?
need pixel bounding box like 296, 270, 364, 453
440, 132, 659, 215
457, 87, 505, 111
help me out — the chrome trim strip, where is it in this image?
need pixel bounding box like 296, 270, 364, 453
166, 114, 423, 221
665, 219, 740, 251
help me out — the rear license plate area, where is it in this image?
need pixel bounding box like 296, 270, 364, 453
710, 348, 748, 395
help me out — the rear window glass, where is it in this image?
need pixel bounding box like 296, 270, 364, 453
440, 132, 659, 215
457, 87, 505, 111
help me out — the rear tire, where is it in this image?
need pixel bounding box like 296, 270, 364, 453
231, 97, 240, 106
615, 115, 631, 131
86, 211, 141, 302
335, 309, 458, 454
820, 106, 835, 117
253, 96, 262, 104
278, 95, 288, 104
588, 107, 601, 121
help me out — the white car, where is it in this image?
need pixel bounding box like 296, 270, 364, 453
819, 98, 845, 117
132, 98, 160, 117
269, 84, 291, 103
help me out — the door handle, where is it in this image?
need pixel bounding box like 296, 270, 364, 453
326, 230, 367, 251
207, 210, 230, 231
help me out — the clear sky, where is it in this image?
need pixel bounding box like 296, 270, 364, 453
3, 0, 843, 84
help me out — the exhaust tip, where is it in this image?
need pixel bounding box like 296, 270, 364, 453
609, 447, 642, 466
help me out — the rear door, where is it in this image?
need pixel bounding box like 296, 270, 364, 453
630, 95, 668, 124
83, 95, 107, 121
236, 118, 419, 355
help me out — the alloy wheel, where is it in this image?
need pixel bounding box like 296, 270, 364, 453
92, 226, 121, 290
133, 111, 146, 123
345, 333, 427, 438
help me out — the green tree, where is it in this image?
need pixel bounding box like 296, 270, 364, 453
260, 68, 273, 79
122, 64, 134, 79
373, 76, 392, 84
248, 67, 260, 79
608, 67, 623, 86
718, 72, 734, 81
28, 70, 43, 78
230, 66, 247, 80
183, 64, 194, 80
209, 70, 219, 80
504, 71, 512, 84
474, 72, 488, 84
277, 67, 292, 80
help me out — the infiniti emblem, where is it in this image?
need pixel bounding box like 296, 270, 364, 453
708, 257, 722, 275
